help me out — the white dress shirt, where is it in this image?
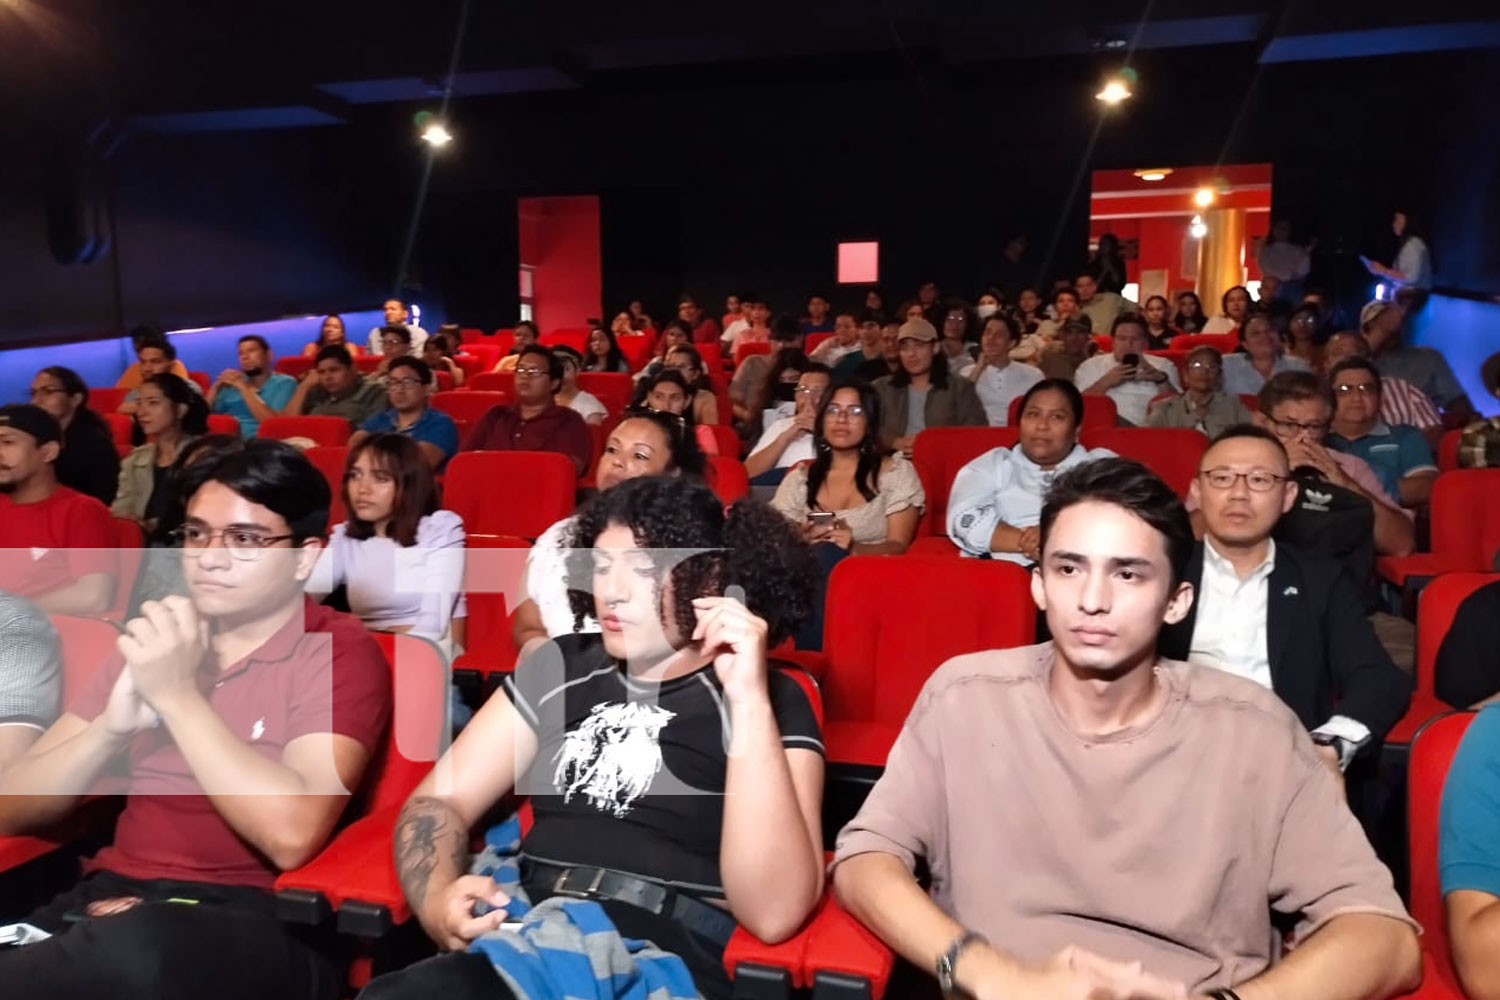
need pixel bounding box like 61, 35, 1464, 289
1072, 353, 1181, 426
960, 360, 1044, 426
748, 414, 816, 470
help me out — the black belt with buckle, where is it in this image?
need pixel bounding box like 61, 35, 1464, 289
520, 857, 737, 948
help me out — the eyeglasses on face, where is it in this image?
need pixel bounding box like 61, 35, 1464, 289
1268, 416, 1329, 436
386, 377, 424, 389
171, 525, 295, 560
1186, 361, 1222, 371
514, 366, 549, 378
29, 386, 68, 398
1199, 468, 1288, 492
1334, 382, 1378, 396
794, 385, 825, 396
824, 404, 865, 419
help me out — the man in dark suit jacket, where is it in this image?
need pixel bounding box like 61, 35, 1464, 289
1159, 425, 1411, 776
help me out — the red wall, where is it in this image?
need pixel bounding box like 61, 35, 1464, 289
517, 195, 602, 333
1089, 212, 1269, 296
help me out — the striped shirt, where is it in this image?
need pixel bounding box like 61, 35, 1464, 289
1380, 377, 1442, 431
0, 590, 62, 730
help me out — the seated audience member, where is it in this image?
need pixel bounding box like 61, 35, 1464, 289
29, 366, 121, 506
367, 297, 428, 355
1284, 303, 1324, 372
1326, 357, 1438, 506
0, 438, 390, 999
721, 292, 742, 332
114, 324, 190, 391
1325, 329, 1443, 448
1173, 290, 1211, 334
118, 336, 200, 415
627, 299, 654, 331
372, 324, 419, 373
1249, 371, 1415, 558
1036, 316, 1097, 381
311, 435, 466, 724
810, 310, 861, 366
1160, 426, 1412, 779
1088, 233, 1128, 293
420, 330, 466, 388
1074, 272, 1125, 334
833, 311, 888, 377
678, 293, 721, 344
303, 313, 359, 358
510, 409, 707, 656
1441, 706, 1500, 1000
1456, 351, 1500, 469
0, 589, 62, 771
1220, 314, 1311, 396
491, 320, 541, 373
730, 317, 803, 425
583, 321, 631, 373
1141, 295, 1178, 348
1074, 314, 1181, 427
208, 334, 299, 437
801, 291, 835, 334
938, 300, 979, 378
1147, 345, 1253, 437
723, 295, 772, 353
551, 346, 608, 425
719, 293, 755, 345
1433, 580, 1500, 708
772, 378, 924, 556
630, 369, 717, 455
661, 344, 720, 426
849, 317, 902, 383
961, 312, 1043, 427
112, 374, 210, 529
745, 365, 833, 484
0, 405, 117, 615
351, 356, 460, 471
285, 345, 389, 429
873, 318, 986, 456
1020, 285, 1083, 358
1203, 283, 1253, 335
833, 457, 1420, 1000
634, 319, 693, 383
461, 344, 593, 476
367, 477, 820, 1000
1362, 298, 1474, 421
1011, 285, 1046, 337
947, 379, 1115, 563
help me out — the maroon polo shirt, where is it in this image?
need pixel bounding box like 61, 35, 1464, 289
69, 598, 391, 890
460, 402, 593, 476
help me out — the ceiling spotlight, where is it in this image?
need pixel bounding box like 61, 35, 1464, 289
1095, 78, 1132, 104
1189, 215, 1209, 239
420, 121, 453, 148
1133, 168, 1173, 182
1193, 187, 1216, 208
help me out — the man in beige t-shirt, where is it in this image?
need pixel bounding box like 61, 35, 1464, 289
832, 457, 1420, 1000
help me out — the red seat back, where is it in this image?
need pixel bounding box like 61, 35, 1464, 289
352, 356, 383, 374
910, 427, 1018, 536
433, 370, 454, 392
108, 518, 143, 623
616, 334, 654, 373
274, 357, 315, 379
432, 390, 512, 427
707, 456, 750, 504
1080, 427, 1208, 498
577, 373, 635, 418
541, 328, 589, 353
822, 556, 1035, 726
443, 451, 575, 538
469, 371, 517, 394
364, 632, 451, 815
1417, 573, 1500, 700
1239, 394, 1260, 413
734, 341, 773, 368
1437, 429, 1461, 473
49, 614, 122, 703
89, 387, 128, 413
805, 333, 834, 356
460, 343, 503, 372
104, 412, 134, 451
459, 327, 486, 344
1006, 394, 1118, 428
1408, 710, 1475, 986
303, 446, 350, 529
1171, 333, 1239, 353
205, 414, 242, 438
456, 534, 532, 675
697, 342, 725, 375
1427, 470, 1500, 573
256, 416, 352, 448
185, 371, 210, 393
703, 424, 741, 458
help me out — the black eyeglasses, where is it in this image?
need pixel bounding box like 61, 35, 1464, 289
171, 525, 295, 560
1199, 469, 1289, 492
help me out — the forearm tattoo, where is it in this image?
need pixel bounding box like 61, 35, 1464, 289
394, 796, 467, 909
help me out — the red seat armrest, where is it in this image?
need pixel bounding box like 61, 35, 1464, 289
775, 650, 829, 683
275, 808, 409, 922
724, 922, 811, 991
801, 894, 896, 999
1377, 554, 1443, 587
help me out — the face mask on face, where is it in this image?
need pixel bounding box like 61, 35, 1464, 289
976, 304, 999, 319
774, 382, 797, 402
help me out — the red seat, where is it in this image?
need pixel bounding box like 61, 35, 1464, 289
460, 343, 504, 372
1239, 393, 1260, 413
540, 328, 588, 353
804, 333, 834, 356
1145, 348, 1194, 378
697, 341, 724, 375
1408, 711, 1475, 998
50, 614, 123, 703
432, 390, 511, 428
433, 370, 453, 392
1006, 394, 1118, 428
469, 371, 516, 394
453, 533, 532, 678
352, 356, 383, 374
459, 327, 486, 344
1378, 470, 1500, 586
1092, 334, 1114, 354
820, 556, 1035, 766
910, 427, 1018, 539
206, 413, 242, 437
1386, 573, 1500, 746
707, 456, 750, 504
734, 341, 773, 368
303, 446, 350, 529
89, 387, 128, 413
708, 375, 733, 426
703, 423, 741, 458
256, 416, 352, 448
616, 334, 654, 372
1080, 427, 1208, 498
185, 371, 211, 393
443, 451, 575, 539
103, 412, 134, 452
1437, 429, 1461, 473
274, 357, 315, 379
1171, 332, 1240, 354
577, 372, 634, 418
108, 518, 143, 623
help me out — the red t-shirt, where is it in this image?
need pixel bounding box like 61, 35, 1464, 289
692, 317, 721, 345
0, 486, 117, 600
69, 599, 392, 889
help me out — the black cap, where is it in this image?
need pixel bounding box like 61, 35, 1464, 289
0, 404, 63, 446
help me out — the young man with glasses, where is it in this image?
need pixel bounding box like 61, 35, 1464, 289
350, 356, 459, 471
1160, 425, 1411, 787
0, 439, 391, 999
1326, 358, 1438, 508
283, 345, 389, 430
459, 344, 592, 476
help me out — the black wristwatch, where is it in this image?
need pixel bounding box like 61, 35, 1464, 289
1310, 731, 1361, 772
936, 930, 989, 997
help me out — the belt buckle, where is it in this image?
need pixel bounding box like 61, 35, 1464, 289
554, 867, 606, 899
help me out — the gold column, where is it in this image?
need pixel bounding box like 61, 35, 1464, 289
1196, 208, 1247, 312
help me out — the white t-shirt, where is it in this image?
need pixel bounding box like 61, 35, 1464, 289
1202, 316, 1237, 336
960, 360, 1044, 426
309, 510, 467, 639
566, 389, 608, 423
1073, 353, 1182, 427
749, 415, 817, 470
525, 516, 600, 639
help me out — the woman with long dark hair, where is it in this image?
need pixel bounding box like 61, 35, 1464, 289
662, 344, 719, 427
1365, 209, 1432, 292
28, 365, 121, 505
111, 373, 210, 528
1173, 291, 1210, 334
302, 314, 360, 357
1142, 295, 1178, 348
583, 321, 630, 373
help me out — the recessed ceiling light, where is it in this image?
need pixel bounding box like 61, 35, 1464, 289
1096, 79, 1132, 104
1133, 168, 1172, 182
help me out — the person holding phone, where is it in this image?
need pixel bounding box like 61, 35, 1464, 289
1073, 314, 1180, 426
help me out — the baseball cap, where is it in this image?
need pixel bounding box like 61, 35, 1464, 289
896, 318, 938, 343
1061, 315, 1093, 334
0, 404, 62, 446
1359, 300, 1397, 330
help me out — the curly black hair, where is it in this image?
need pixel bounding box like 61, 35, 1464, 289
564, 476, 814, 647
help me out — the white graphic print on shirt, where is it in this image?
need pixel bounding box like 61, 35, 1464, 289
553, 701, 676, 817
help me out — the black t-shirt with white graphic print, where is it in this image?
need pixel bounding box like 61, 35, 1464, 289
503, 633, 823, 900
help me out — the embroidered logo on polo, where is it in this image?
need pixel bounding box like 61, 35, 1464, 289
1302, 489, 1334, 512
553, 702, 676, 817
